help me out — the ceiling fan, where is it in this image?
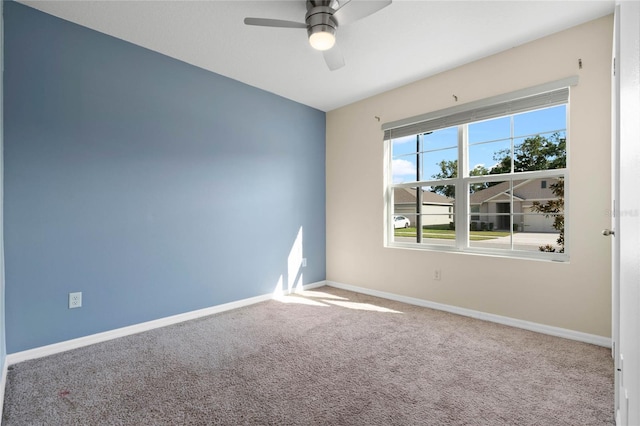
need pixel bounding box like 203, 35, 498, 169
244, 0, 392, 71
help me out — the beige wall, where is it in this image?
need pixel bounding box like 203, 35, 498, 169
326, 15, 613, 338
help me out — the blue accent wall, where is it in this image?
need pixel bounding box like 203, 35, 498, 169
3, 2, 326, 353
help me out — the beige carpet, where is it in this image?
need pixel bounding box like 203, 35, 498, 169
2, 286, 613, 425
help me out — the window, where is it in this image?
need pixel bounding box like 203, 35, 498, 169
384, 78, 574, 260
470, 205, 480, 221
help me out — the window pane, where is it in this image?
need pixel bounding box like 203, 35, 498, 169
392, 136, 418, 184
468, 138, 511, 175
467, 177, 565, 252
468, 116, 511, 144
419, 185, 456, 247
419, 215, 456, 247
468, 180, 511, 249
469, 180, 509, 221
392, 155, 417, 184
468, 116, 511, 176
518, 176, 565, 253
394, 223, 416, 240
468, 213, 512, 249
422, 127, 458, 151
392, 186, 456, 245
392, 213, 416, 240
515, 214, 563, 252
392, 135, 419, 156
420, 127, 458, 181
513, 105, 566, 138
393, 213, 416, 240
513, 132, 566, 172
392, 187, 419, 223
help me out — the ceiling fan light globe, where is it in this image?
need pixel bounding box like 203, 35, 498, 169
309, 30, 336, 51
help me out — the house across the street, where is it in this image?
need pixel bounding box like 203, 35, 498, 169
470, 178, 562, 232
393, 188, 454, 227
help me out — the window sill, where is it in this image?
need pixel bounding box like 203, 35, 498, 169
385, 241, 569, 263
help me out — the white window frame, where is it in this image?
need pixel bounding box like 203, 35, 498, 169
383, 78, 577, 261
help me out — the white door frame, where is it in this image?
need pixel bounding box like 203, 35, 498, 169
615, 2, 640, 425
611, 4, 620, 420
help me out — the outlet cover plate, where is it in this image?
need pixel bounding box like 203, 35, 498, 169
69, 292, 82, 309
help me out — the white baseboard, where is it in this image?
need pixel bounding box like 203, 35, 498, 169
0, 357, 8, 421
6, 280, 327, 366
326, 280, 612, 348
298, 280, 326, 290
4, 277, 608, 366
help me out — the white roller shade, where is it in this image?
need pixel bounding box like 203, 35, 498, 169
383, 76, 578, 140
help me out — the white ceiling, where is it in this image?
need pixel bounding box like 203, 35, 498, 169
19, 0, 614, 112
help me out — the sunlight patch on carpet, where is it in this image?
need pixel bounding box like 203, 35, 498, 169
292, 290, 349, 300
322, 299, 403, 313
273, 295, 329, 307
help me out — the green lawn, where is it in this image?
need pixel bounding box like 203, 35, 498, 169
394, 227, 510, 241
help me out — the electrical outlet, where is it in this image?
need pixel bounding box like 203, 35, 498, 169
433, 269, 442, 281
302, 258, 307, 267
69, 292, 82, 309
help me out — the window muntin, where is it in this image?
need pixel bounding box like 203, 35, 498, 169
387, 103, 567, 260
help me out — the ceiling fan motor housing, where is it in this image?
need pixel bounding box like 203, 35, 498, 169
305, 4, 338, 40
244, 0, 389, 69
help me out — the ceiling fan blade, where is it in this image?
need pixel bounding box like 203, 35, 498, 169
323, 47, 345, 71
244, 18, 307, 29
333, 0, 392, 26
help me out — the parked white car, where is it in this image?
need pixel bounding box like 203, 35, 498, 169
393, 215, 411, 229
